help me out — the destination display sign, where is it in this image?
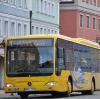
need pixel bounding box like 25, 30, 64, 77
8, 39, 53, 47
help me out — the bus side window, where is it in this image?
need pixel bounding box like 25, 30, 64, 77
57, 47, 65, 69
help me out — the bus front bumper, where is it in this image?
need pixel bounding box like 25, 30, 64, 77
4, 81, 68, 93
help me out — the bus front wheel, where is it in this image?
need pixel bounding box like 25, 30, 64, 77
18, 93, 29, 99
66, 80, 72, 97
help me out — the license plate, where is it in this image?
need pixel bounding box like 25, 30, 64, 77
24, 88, 36, 92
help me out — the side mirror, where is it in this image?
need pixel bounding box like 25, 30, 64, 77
57, 47, 64, 58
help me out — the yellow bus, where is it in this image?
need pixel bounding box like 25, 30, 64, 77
4, 34, 100, 98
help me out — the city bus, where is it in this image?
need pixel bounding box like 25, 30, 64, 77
4, 34, 100, 98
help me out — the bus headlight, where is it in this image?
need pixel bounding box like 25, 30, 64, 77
45, 82, 58, 86
5, 84, 14, 87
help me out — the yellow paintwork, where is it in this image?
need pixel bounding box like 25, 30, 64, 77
4, 34, 100, 93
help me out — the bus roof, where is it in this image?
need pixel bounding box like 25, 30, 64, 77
58, 35, 100, 49
6, 34, 100, 49
73, 38, 100, 49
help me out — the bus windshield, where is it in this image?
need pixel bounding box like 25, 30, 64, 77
6, 38, 54, 77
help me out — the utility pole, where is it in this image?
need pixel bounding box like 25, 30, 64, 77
30, 11, 32, 35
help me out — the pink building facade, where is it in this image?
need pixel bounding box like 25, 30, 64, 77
60, 0, 100, 41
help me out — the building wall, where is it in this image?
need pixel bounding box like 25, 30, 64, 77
77, 11, 100, 41
60, 0, 100, 41
60, 10, 77, 37
30, 0, 59, 34
0, 0, 30, 38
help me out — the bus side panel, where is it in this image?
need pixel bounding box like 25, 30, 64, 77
96, 73, 100, 90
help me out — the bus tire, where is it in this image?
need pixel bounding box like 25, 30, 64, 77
66, 79, 72, 97
52, 92, 63, 97
84, 80, 95, 95
88, 80, 95, 95
18, 93, 29, 99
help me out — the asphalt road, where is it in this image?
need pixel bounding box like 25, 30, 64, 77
0, 91, 100, 99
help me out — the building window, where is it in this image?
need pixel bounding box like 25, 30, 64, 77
18, 23, 21, 36
90, 0, 92, 4
41, 0, 43, 13
4, 21, 8, 36
44, 1, 47, 14
23, 0, 27, 9
55, 31, 57, 34
44, 28, 46, 34
47, 2, 50, 15
40, 28, 42, 34
38, 0, 41, 12
98, 19, 100, 30
36, 27, 39, 34
10, 22, 15, 36
48, 29, 50, 34
82, 0, 85, 2
10, 0, 16, 5
0, 19, 1, 36
52, 4, 54, 16
3, 0, 9, 4
93, 0, 96, 6
18, 0, 21, 8
32, 26, 34, 34
93, 17, 96, 29
80, 15, 84, 27
48, 3, 51, 15
86, 16, 90, 28
86, 0, 89, 3
24, 24, 27, 35
51, 30, 53, 34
